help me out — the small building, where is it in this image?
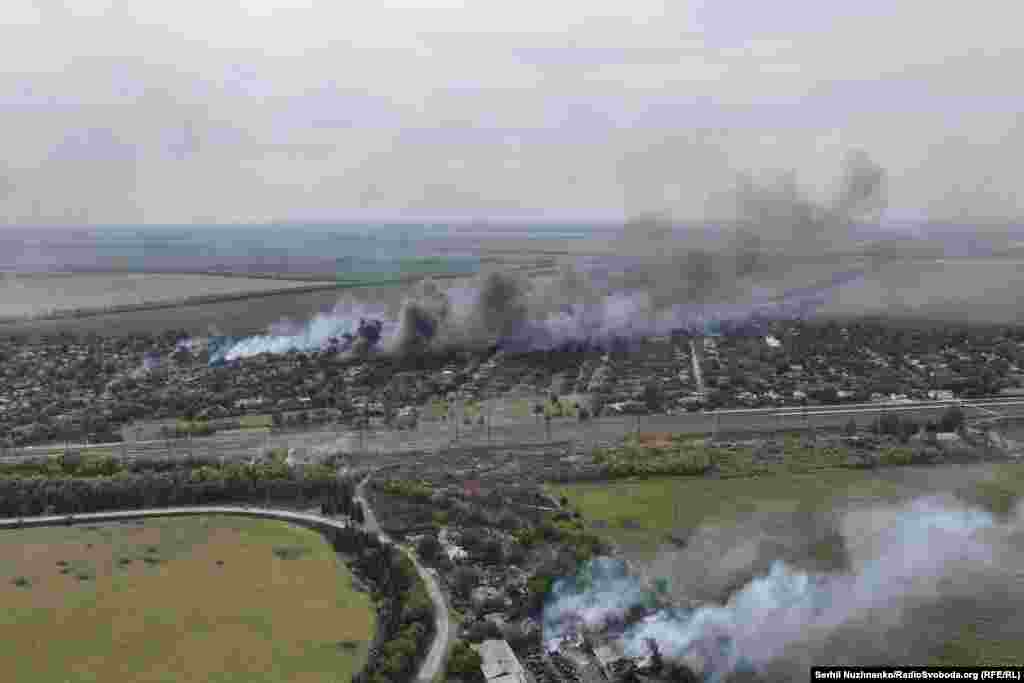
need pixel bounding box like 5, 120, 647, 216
471, 585, 506, 610
472, 639, 528, 683
446, 545, 468, 562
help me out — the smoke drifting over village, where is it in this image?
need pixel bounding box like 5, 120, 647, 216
542, 495, 1024, 681
209, 152, 889, 363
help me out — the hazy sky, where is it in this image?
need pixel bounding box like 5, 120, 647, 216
2, 1, 1023, 224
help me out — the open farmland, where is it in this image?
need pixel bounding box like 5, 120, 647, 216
0, 271, 488, 337
0, 516, 375, 683
554, 463, 1024, 666
0, 272, 326, 320
0, 281, 403, 338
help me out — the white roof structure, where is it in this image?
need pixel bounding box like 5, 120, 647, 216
472, 640, 528, 683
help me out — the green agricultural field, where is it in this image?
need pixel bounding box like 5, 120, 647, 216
0, 516, 375, 683
507, 398, 537, 419
552, 469, 915, 556
423, 399, 449, 422
554, 463, 1024, 667
238, 414, 274, 429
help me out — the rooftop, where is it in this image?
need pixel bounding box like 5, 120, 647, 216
472, 639, 528, 683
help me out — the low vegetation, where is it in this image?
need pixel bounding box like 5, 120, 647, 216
327, 526, 435, 683
0, 516, 376, 683
555, 463, 1024, 666
591, 439, 712, 478
0, 458, 352, 516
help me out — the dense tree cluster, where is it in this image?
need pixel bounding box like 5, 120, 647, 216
446, 641, 485, 683
868, 405, 964, 442
0, 465, 348, 517
333, 528, 434, 683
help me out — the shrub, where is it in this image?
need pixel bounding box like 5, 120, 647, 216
505, 542, 528, 567
416, 535, 442, 565
459, 528, 489, 554
481, 539, 504, 565
451, 566, 481, 601
272, 546, 310, 560
465, 620, 502, 644
939, 406, 965, 433
447, 641, 484, 682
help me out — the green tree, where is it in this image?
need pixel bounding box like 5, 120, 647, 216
451, 566, 480, 601
939, 406, 965, 433
446, 641, 484, 682
641, 381, 663, 412
481, 539, 504, 565
416, 534, 442, 565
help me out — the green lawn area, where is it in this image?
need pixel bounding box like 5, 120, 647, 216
238, 414, 273, 429
551, 469, 915, 556
553, 463, 1024, 667
34, 445, 117, 459
506, 398, 535, 419
0, 516, 375, 683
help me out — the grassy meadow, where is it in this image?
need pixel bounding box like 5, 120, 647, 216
0, 516, 375, 683
553, 462, 1024, 666
0, 273, 319, 320
551, 468, 916, 556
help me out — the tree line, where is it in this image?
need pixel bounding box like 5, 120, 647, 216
0, 467, 349, 517
326, 526, 434, 683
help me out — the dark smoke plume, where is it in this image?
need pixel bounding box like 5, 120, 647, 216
205, 152, 903, 361
392, 278, 451, 354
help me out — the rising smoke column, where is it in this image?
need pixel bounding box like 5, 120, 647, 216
209, 300, 392, 363
542, 496, 1013, 681
390, 277, 452, 354
203, 150, 889, 362
206, 267, 859, 363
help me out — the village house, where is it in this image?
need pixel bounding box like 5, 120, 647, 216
471, 639, 529, 683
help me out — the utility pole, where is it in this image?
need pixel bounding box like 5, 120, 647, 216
487, 398, 493, 443
359, 403, 366, 454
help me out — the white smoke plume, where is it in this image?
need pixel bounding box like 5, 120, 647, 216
214, 300, 393, 362
542, 495, 1023, 681
203, 152, 889, 363
205, 267, 852, 364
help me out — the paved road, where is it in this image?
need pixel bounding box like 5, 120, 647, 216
356, 474, 451, 683
690, 339, 705, 396
11, 398, 1024, 466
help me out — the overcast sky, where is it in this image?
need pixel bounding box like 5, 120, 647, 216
2, 1, 1023, 225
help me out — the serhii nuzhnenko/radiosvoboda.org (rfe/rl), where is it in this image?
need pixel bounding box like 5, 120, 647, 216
813, 669, 1023, 680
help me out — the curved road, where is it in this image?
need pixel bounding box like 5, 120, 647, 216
0, 491, 450, 683
355, 474, 451, 683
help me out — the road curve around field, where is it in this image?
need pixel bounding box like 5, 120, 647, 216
355, 474, 451, 683
0, 491, 450, 683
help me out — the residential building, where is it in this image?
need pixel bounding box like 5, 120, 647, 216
472, 639, 529, 683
